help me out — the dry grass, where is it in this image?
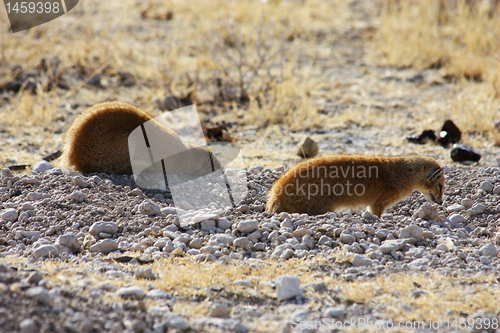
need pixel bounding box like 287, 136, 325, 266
372, 0, 500, 143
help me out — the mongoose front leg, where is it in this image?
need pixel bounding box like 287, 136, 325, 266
368, 202, 386, 218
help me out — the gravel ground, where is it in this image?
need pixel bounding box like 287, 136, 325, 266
1, 162, 500, 333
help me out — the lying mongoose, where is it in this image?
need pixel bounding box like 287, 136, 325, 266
62, 101, 219, 176
266, 154, 444, 217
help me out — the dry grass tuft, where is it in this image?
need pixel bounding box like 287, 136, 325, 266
373, 0, 500, 89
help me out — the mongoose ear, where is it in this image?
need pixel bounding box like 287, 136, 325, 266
427, 167, 444, 182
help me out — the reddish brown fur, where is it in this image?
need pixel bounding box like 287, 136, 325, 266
266, 154, 445, 217
62, 101, 216, 175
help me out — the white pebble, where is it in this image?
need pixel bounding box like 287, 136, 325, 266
275, 275, 302, 301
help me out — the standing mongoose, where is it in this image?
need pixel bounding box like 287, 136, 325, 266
266, 154, 445, 217
62, 101, 219, 175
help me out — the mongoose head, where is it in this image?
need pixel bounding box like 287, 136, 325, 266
420, 167, 445, 205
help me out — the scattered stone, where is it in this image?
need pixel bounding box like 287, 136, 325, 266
351, 254, 373, 267
134, 268, 156, 280
72, 176, 88, 188
140, 200, 161, 216
116, 286, 145, 299
192, 318, 248, 333
209, 304, 231, 318
339, 233, 356, 244
89, 239, 118, 254
413, 202, 440, 221
70, 190, 85, 202
451, 144, 481, 162
31, 160, 53, 173
1, 208, 18, 222
295, 136, 319, 158
446, 203, 465, 213
56, 232, 81, 252
467, 204, 485, 216
480, 181, 494, 193
237, 220, 259, 233
480, 243, 498, 257
399, 225, 423, 241
449, 214, 466, 225
379, 239, 407, 255
89, 222, 119, 236
275, 275, 302, 301
207, 234, 235, 247
33, 245, 59, 259
26, 286, 51, 304
322, 305, 346, 318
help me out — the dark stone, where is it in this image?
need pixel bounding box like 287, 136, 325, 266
118, 71, 136, 87
87, 75, 101, 87
437, 120, 461, 147
407, 130, 436, 144
451, 144, 481, 162
159, 94, 181, 111
22, 80, 38, 94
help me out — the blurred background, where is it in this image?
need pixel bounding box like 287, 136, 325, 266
1, 0, 499, 168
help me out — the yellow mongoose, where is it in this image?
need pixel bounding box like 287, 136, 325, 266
62, 101, 218, 175
266, 155, 444, 217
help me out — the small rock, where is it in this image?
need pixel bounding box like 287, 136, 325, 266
116, 286, 145, 299
134, 268, 156, 280
26, 192, 44, 201
413, 202, 440, 221
147, 289, 170, 299
33, 245, 59, 259
461, 198, 474, 208
1, 208, 18, 222
451, 144, 481, 162
480, 243, 498, 257
233, 237, 252, 249
467, 204, 485, 216
295, 136, 319, 158
209, 304, 230, 318
72, 176, 88, 188
191, 213, 219, 224
140, 200, 161, 216
70, 190, 85, 202
379, 239, 407, 255
31, 160, 53, 173
480, 256, 491, 265
351, 254, 373, 267
322, 305, 346, 318
275, 275, 302, 301
237, 220, 259, 234
449, 214, 466, 225
339, 233, 356, 244
480, 181, 494, 193
446, 203, 465, 213
207, 234, 235, 247
362, 211, 379, 220
89, 239, 118, 254
201, 220, 216, 231
217, 218, 232, 230
56, 232, 81, 252
19, 318, 38, 333
26, 286, 50, 304
89, 222, 119, 236
399, 225, 423, 241
189, 238, 204, 249
26, 271, 43, 285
